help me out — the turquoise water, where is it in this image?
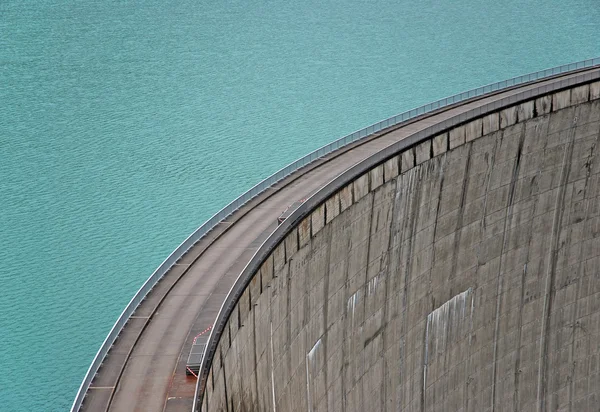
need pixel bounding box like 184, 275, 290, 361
1, 0, 598, 410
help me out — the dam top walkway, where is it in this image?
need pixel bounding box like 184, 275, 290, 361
73, 60, 600, 412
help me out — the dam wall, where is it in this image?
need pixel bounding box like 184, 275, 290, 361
201, 80, 600, 411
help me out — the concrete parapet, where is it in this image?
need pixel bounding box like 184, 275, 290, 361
536, 94, 552, 115
202, 80, 600, 412
518, 100, 535, 121
339, 183, 353, 212
383, 155, 399, 183
369, 164, 384, 190
353, 173, 370, 202
465, 117, 482, 142
572, 84, 590, 104
401, 147, 415, 172
553, 89, 571, 110
298, 216, 311, 249
325, 193, 340, 224
449, 124, 466, 149
432, 132, 448, 156
415, 139, 431, 164
499, 105, 518, 128
482, 112, 500, 134
311, 204, 325, 236
592, 81, 600, 100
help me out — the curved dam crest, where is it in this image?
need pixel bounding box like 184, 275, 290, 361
202, 82, 600, 411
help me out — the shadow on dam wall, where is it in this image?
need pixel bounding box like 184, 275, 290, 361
203, 82, 600, 411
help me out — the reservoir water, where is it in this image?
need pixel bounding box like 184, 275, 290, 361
1, 0, 599, 410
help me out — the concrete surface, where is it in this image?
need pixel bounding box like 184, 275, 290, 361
77, 69, 600, 412
203, 82, 600, 411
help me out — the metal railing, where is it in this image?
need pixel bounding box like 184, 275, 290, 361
72, 56, 600, 412
192, 66, 600, 411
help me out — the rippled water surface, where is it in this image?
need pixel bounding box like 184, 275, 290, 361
1, 0, 599, 410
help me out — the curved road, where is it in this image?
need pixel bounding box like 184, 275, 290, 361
80, 66, 600, 412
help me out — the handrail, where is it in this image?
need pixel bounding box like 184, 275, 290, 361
192, 66, 600, 410
72, 56, 600, 411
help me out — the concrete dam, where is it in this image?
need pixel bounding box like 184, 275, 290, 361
72, 61, 600, 412
198, 78, 600, 411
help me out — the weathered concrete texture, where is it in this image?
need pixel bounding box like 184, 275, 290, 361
553, 89, 571, 111
204, 91, 600, 411
536, 95, 552, 116
432, 133, 448, 157
483, 112, 500, 135
383, 156, 399, 183
416, 139, 432, 165
465, 118, 483, 142
370, 164, 384, 190
401, 147, 415, 173
449, 125, 466, 150
592, 81, 600, 100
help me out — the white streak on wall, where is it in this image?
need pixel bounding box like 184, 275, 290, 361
306, 339, 321, 412
423, 288, 473, 394
347, 290, 360, 312
367, 271, 385, 297
307, 338, 321, 361
347, 290, 361, 333
346, 271, 387, 333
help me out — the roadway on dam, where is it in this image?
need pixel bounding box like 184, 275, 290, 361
81, 65, 600, 412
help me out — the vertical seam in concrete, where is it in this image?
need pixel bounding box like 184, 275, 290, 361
423, 315, 430, 408
412, 145, 417, 167
513, 262, 528, 412
380, 178, 397, 412
430, 155, 446, 265
449, 144, 473, 286
361, 191, 377, 328
285, 262, 292, 395
536, 111, 578, 412
340, 217, 352, 412
441, 289, 454, 411
568, 277, 582, 412
464, 290, 476, 412
424, 155, 446, 410
222, 349, 231, 412
395, 168, 421, 411
491, 123, 525, 412
252, 302, 259, 410
356, 191, 376, 412
305, 351, 312, 412
228, 321, 232, 348
270, 321, 277, 412
513, 182, 540, 412
396, 170, 414, 411
430, 137, 435, 159
389, 173, 406, 411
321, 224, 332, 409
480, 134, 500, 234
